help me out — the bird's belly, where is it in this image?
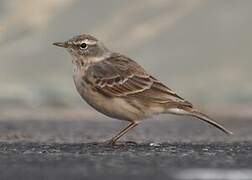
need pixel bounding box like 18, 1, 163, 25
74, 78, 143, 121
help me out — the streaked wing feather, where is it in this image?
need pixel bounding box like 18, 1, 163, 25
86, 54, 192, 107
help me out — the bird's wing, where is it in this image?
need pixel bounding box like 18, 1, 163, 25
85, 54, 192, 107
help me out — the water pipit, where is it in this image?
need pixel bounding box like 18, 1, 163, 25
53, 34, 233, 144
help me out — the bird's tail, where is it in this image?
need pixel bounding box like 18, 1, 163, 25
187, 109, 233, 135
167, 106, 233, 135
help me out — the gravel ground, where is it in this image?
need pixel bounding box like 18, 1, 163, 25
0, 142, 252, 180
0, 115, 252, 180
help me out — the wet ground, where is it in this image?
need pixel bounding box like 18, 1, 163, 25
0, 114, 252, 180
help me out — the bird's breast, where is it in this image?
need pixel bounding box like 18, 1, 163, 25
72, 71, 145, 121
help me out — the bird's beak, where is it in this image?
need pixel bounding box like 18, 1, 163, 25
53, 41, 68, 48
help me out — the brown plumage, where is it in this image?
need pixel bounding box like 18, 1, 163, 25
53, 34, 233, 144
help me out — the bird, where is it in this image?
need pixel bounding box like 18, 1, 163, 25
53, 34, 233, 144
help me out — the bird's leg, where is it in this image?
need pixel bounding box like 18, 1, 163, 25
108, 122, 138, 145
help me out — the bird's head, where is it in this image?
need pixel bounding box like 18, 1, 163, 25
53, 34, 110, 63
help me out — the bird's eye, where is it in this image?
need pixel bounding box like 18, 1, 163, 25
80, 43, 87, 49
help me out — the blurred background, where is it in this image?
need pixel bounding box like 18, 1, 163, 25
0, 2, 252, 179
0, 0, 251, 120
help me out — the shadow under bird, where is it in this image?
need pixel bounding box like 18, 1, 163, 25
53, 34, 233, 144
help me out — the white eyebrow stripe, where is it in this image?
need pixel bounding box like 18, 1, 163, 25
83, 39, 97, 45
